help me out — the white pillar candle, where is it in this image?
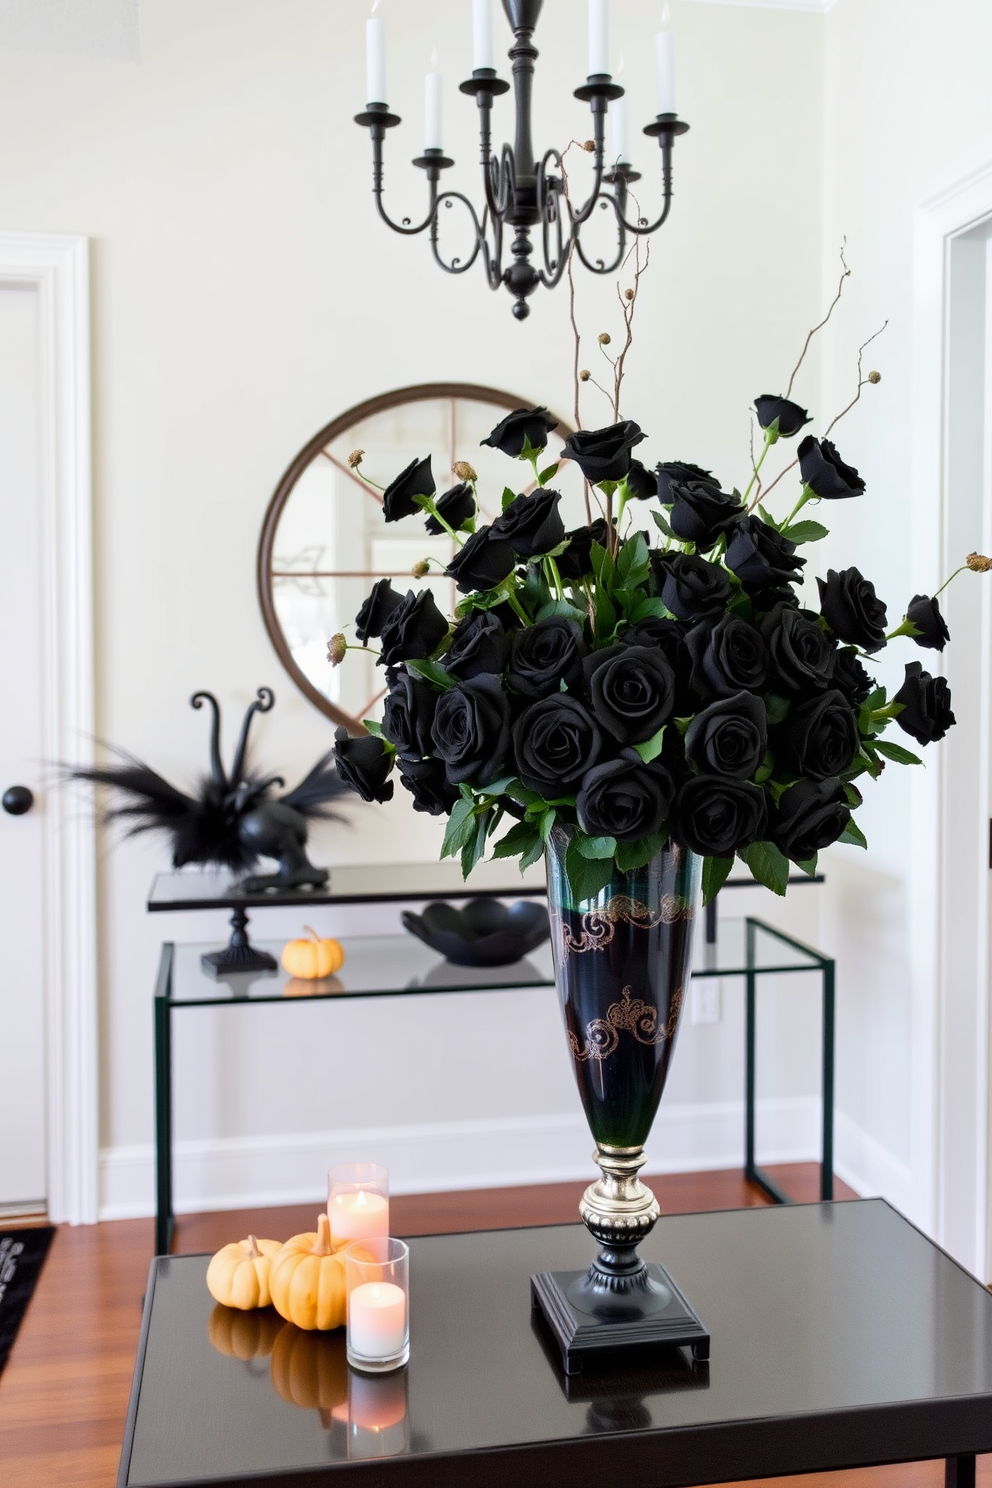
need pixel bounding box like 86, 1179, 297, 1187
655, 17, 675, 114
366, 16, 387, 105
424, 71, 443, 150
588, 0, 609, 76
348, 1281, 407, 1360
612, 95, 630, 164
330, 1189, 390, 1245
472, 0, 494, 71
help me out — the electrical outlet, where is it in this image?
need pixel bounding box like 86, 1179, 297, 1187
691, 978, 722, 1025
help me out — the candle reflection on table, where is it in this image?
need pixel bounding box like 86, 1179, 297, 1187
346, 1368, 410, 1459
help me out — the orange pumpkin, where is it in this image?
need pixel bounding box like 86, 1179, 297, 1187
206, 1234, 282, 1309
207, 1303, 284, 1360
280, 928, 346, 980
270, 1214, 347, 1330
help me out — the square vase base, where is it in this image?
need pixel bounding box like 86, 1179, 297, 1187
531, 1263, 710, 1376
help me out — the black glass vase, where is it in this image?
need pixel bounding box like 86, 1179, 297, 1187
532, 825, 709, 1373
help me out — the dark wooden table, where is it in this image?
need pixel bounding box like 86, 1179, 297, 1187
118, 1200, 992, 1487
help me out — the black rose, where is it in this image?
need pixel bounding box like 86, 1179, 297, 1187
444, 611, 510, 680
664, 479, 744, 548
832, 648, 874, 706
561, 420, 646, 483
382, 455, 435, 523
397, 756, 460, 816
355, 578, 404, 644
685, 613, 768, 698
623, 616, 693, 709
381, 672, 438, 759
817, 567, 888, 652
333, 728, 394, 803
626, 459, 658, 500
378, 588, 449, 667
905, 593, 950, 652
425, 481, 476, 535
754, 395, 812, 438
508, 617, 587, 699
481, 406, 558, 458
761, 603, 837, 693
779, 690, 859, 780
430, 673, 511, 787
894, 661, 956, 745
556, 518, 609, 579
797, 435, 865, 499
774, 777, 851, 862
685, 692, 767, 780
673, 775, 768, 856
512, 695, 603, 796
582, 643, 676, 744
655, 461, 717, 504
576, 755, 676, 843
725, 515, 806, 590
445, 526, 517, 594
493, 489, 566, 557
657, 552, 731, 622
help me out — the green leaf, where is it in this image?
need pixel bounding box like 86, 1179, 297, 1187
490, 820, 541, 860
460, 807, 492, 879
539, 807, 557, 842
479, 774, 520, 798
519, 830, 547, 872
702, 855, 734, 905
651, 509, 676, 540
630, 595, 673, 623
594, 589, 618, 639
756, 502, 777, 528
405, 657, 455, 690
764, 692, 791, 726
796, 854, 818, 877
501, 485, 518, 510
842, 782, 863, 808
873, 738, 922, 766
617, 533, 650, 586
564, 843, 616, 904
740, 840, 790, 896
538, 461, 560, 485
441, 798, 478, 859
781, 519, 829, 545
633, 724, 666, 764
590, 541, 616, 593
615, 831, 668, 872
576, 834, 617, 860
536, 598, 588, 626
864, 686, 885, 712
362, 719, 386, 739
838, 817, 869, 849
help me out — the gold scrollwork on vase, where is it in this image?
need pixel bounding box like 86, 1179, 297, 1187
568, 985, 684, 1063
560, 894, 695, 960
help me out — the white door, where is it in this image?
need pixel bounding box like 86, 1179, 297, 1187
0, 281, 48, 1213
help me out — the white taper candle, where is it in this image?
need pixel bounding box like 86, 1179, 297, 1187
472, 0, 494, 71
366, 16, 387, 105
425, 71, 443, 150
655, 22, 675, 114
588, 0, 609, 76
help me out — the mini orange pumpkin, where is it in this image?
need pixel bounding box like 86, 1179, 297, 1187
270, 1214, 347, 1330
208, 1303, 284, 1360
280, 928, 346, 980
206, 1234, 282, 1310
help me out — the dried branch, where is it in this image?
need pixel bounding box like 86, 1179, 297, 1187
785, 242, 851, 399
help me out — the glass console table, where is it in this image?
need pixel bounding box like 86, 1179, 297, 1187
152, 918, 835, 1255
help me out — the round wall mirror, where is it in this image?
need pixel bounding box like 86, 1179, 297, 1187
258, 383, 579, 731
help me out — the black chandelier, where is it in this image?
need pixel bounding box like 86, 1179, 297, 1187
354, 0, 690, 321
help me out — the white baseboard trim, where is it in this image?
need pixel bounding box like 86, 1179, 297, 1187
99, 1097, 822, 1221
833, 1110, 913, 1213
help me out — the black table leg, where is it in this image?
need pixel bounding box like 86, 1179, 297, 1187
744, 921, 789, 1204
154, 976, 174, 1256
946, 1455, 976, 1488
820, 956, 836, 1201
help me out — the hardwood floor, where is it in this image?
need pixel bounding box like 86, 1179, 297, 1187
0, 1165, 986, 1488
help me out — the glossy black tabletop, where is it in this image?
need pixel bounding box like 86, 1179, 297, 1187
119, 1201, 992, 1488
147, 861, 547, 912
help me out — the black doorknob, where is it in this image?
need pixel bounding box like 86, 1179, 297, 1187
2, 786, 34, 815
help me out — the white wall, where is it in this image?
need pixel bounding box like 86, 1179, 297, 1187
0, 1, 842, 1219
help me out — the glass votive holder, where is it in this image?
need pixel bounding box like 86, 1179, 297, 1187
346, 1367, 410, 1459
328, 1162, 390, 1249
345, 1237, 409, 1373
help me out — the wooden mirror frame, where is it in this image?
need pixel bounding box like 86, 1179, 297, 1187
257, 382, 573, 732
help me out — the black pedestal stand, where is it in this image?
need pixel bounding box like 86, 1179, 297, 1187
200, 906, 278, 977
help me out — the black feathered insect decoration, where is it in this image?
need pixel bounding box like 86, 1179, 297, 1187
73, 687, 348, 891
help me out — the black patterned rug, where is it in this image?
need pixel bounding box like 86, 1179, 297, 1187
0, 1226, 54, 1377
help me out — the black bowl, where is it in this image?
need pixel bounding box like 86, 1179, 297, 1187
401, 898, 550, 968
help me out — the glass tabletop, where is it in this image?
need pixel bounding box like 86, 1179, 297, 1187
161, 918, 826, 1007
148, 860, 548, 911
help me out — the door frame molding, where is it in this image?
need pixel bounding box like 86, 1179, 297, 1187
0, 232, 98, 1224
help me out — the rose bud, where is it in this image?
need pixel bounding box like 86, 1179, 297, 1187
656, 552, 731, 622
560, 420, 646, 483
905, 593, 950, 651
452, 460, 478, 483
508, 616, 587, 700
625, 458, 658, 500
779, 690, 860, 780
655, 461, 718, 504
754, 395, 812, 439
445, 525, 517, 594
493, 488, 566, 557
832, 648, 874, 706
381, 672, 439, 759
430, 673, 511, 787
425, 481, 476, 535
773, 777, 851, 863
355, 577, 405, 645
761, 603, 837, 693
512, 695, 603, 796
382, 455, 435, 523
797, 435, 866, 499
725, 515, 805, 590
480, 407, 559, 458
893, 661, 956, 745
665, 479, 744, 548
685, 613, 768, 698
967, 551, 992, 572
685, 692, 768, 780
378, 588, 449, 667
326, 633, 347, 667
333, 727, 394, 803
443, 611, 510, 681
556, 518, 609, 579
673, 775, 768, 857
582, 643, 676, 745
817, 567, 888, 652
397, 756, 460, 816
576, 755, 676, 843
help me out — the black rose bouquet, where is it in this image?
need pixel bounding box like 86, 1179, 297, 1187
330, 384, 989, 906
